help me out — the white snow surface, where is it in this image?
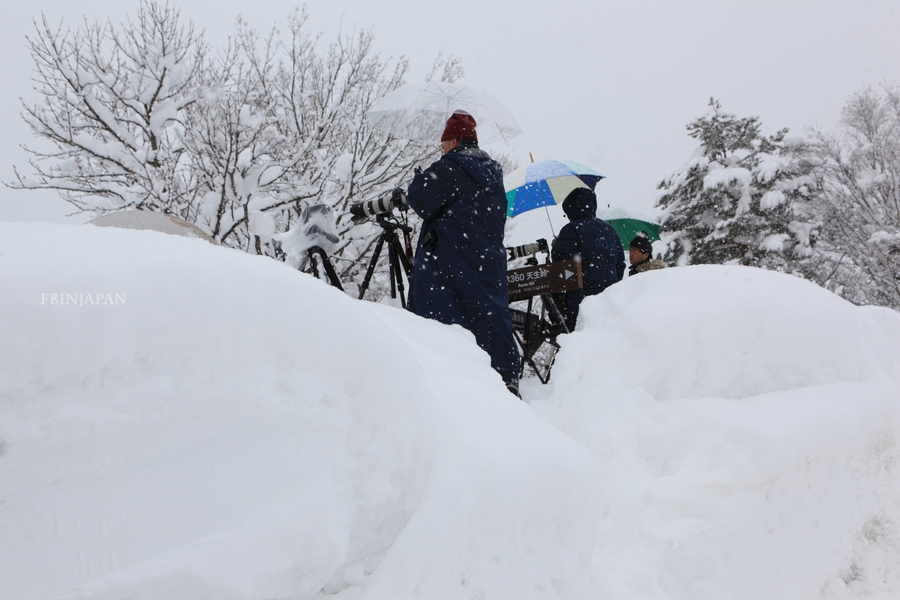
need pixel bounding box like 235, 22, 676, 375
2, 222, 900, 599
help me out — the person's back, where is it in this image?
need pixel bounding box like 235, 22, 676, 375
415, 145, 507, 254
551, 187, 625, 330
406, 112, 519, 394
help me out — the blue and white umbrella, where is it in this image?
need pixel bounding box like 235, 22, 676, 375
504, 160, 605, 217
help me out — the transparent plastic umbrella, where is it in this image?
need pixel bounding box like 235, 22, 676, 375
367, 82, 523, 145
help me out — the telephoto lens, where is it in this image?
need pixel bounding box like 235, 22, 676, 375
506, 238, 549, 261
348, 202, 367, 222
348, 187, 409, 223
349, 195, 394, 223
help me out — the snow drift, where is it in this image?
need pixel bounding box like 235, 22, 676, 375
1, 221, 899, 599
0, 222, 602, 600
528, 266, 900, 599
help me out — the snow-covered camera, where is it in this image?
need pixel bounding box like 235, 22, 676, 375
349, 188, 408, 223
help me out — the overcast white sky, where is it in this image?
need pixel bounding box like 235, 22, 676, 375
2, 0, 898, 222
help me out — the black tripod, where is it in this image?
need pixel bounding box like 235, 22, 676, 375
306, 246, 344, 291
357, 213, 414, 307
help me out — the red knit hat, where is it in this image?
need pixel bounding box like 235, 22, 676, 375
441, 110, 478, 143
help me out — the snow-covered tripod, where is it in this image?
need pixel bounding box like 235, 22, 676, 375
306, 246, 344, 291
357, 213, 414, 308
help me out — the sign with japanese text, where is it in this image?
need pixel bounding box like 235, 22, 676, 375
507, 259, 583, 301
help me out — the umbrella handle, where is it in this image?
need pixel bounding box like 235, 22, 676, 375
527, 151, 556, 237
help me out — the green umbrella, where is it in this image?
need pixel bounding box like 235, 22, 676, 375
596, 207, 661, 253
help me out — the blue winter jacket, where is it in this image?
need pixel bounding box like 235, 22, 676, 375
551, 187, 626, 330
406, 146, 519, 376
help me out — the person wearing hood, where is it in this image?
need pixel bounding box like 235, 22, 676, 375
406, 111, 520, 397
550, 187, 626, 331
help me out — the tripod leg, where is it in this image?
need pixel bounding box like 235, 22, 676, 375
357, 234, 388, 300
512, 328, 527, 378
308, 251, 320, 278
388, 235, 409, 309
542, 294, 570, 335
395, 238, 413, 277
311, 247, 344, 291
388, 242, 398, 300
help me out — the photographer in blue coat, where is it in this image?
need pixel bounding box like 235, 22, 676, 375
551, 187, 626, 331
406, 111, 521, 396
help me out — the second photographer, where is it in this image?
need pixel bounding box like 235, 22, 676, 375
551, 187, 626, 331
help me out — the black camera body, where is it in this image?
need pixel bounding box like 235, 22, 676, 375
349, 188, 408, 223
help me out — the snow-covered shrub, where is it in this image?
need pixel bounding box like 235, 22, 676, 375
804, 84, 900, 310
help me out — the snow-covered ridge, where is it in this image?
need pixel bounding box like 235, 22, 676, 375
0, 222, 601, 599
529, 267, 900, 598
1, 222, 899, 599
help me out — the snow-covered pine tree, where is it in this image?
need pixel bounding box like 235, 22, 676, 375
656, 99, 818, 270
804, 85, 900, 310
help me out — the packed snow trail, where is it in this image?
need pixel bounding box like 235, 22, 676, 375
1, 221, 899, 599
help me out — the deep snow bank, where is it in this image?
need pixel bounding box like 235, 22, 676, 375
2, 221, 900, 600
527, 266, 900, 599
0, 222, 602, 599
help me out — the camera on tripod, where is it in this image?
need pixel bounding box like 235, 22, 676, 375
350, 188, 414, 308
507, 238, 549, 262
349, 188, 408, 223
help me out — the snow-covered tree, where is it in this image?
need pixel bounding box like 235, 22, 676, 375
656, 99, 818, 270
804, 85, 900, 309
178, 16, 286, 253
11, 2, 461, 300
311, 33, 446, 290
11, 1, 205, 213
178, 9, 451, 292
